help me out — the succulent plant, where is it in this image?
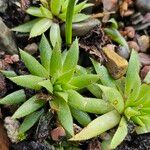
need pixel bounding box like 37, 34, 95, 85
70, 50, 150, 149
0, 36, 113, 139
12, 0, 93, 47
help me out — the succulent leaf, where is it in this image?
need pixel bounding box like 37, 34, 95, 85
0, 90, 26, 105
12, 19, 41, 33
69, 74, 99, 90
97, 84, 124, 114
71, 107, 91, 127
9, 75, 44, 90
53, 98, 74, 136
67, 90, 113, 114
19, 109, 44, 134
110, 117, 128, 149
20, 49, 49, 78
30, 18, 52, 38
39, 34, 52, 72
50, 23, 61, 48
69, 110, 121, 141
63, 38, 79, 73
12, 96, 45, 119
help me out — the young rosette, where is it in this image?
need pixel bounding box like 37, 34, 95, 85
70, 50, 150, 149
12, 0, 93, 41
0, 37, 109, 138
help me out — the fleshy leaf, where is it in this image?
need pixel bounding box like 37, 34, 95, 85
74, 1, 92, 14
104, 28, 129, 49
67, 90, 113, 114
9, 75, 44, 90
12, 95, 45, 119
87, 83, 102, 98
108, 18, 118, 29
110, 117, 128, 149
91, 58, 116, 88
50, 23, 61, 48
125, 50, 140, 97
0, 90, 26, 105
97, 84, 124, 114
26, 7, 44, 17
136, 84, 150, 101
69, 74, 99, 90
54, 92, 68, 102
0, 70, 17, 77
63, 39, 79, 73
40, 6, 53, 19
19, 109, 44, 134
72, 13, 90, 23
136, 115, 150, 134
50, 45, 62, 77
125, 73, 141, 107
30, 18, 52, 38
12, 19, 40, 33
50, 0, 62, 16
39, 34, 52, 72
69, 110, 121, 141
56, 69, 74, 84
20, 49, 49, 78
53, 98, 74, 136
71, 107, 91, 127
38, 80, 53, 93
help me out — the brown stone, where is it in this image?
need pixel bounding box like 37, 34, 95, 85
24, 43, 38, 55
140, 65, 150, 79
139, 53, 150, 66
0, 120, 10, 150
50, 126, 66, 141
103, 48, 128, 79
124, 26, 135, 38
102, 0, 118, 12
128, 41, 140, 52
137, 35, 150, 52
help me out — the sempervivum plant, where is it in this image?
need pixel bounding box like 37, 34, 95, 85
0, 36, 113, 139
70, 50, 150, 149
12, 0, 93, 46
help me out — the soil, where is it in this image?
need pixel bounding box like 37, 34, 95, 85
0, 0, 150, 150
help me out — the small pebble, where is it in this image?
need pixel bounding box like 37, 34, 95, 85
128, 41, 140, 52
140, 65, 150, 79
139, 53, 150, 66
116, 46, 130, 59
137, 35, 150, 53
124, 26, 135, 38
11, 54, 19, 62
61, 18, 101, 37
50, 126, 66, 141
4, 117, 20, 143
136, 0, 150, 12
102, 0, 118, 12
24, 43, 38, 55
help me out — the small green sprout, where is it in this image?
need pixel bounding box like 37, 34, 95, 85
104, 18, 129, 50
0, 36, 113, 138
12, 0, 93, 46
70, 50, 150, 149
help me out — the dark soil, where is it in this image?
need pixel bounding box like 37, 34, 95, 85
0, 0, 149, 150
